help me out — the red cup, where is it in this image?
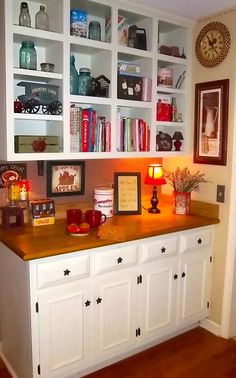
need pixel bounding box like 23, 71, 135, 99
66, 209, 84, 225
85, 209, 106, 228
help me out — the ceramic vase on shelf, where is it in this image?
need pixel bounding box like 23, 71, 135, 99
173, 191, 191, 215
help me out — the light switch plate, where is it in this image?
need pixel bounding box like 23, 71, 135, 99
216, 185, 225, 203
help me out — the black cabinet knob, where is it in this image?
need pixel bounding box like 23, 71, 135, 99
182, 272, 186, 278
85, 300, 91, 307
161, 247, 166, 253
173, 274, 178, 280
96, 297, 102, 304
64, 269, 71, 276
117, 257, 123, 264
198, 238, 202, 244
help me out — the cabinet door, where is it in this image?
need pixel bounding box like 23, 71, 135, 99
37, 279, 92, 378
141, 256, 178, 341
178, 250, 211, 326
93, 268, 140, 360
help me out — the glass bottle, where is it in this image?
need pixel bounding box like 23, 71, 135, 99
78, 68, 92, 96
70, 54, 79, 95
19, 40, 37, 70
8, 181, 21, 206
19, 2, 31, 27
35, 5, 49, 31
89, 21, 101, 41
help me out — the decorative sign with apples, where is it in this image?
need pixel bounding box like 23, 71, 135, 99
47, 161, 85, 197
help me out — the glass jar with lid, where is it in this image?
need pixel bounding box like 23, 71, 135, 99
78, 68, 92, 96
19, 2, 31, 27
19, 40, 37, 70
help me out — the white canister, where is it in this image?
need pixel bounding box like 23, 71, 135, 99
94, 187, 114, 217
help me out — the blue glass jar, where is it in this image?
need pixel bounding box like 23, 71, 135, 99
70, 54, 79, 95
19, 40, 37, 70
78, 68, 92, 96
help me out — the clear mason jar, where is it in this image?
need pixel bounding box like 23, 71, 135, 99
19, 40, 37, 70
78, 68, 92, 96
89, 21, 101, 41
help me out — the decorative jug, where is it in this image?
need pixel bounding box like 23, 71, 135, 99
204, 106, 218, 138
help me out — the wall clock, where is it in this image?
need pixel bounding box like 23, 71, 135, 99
195, 22, 231, 68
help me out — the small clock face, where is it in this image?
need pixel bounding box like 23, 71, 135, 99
195, 22, 230, 68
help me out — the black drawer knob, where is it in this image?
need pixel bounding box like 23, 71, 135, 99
117, 257, 123, 264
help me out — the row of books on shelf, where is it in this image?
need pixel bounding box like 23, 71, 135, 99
117, 111, 150, 152
70, 105, 111, 153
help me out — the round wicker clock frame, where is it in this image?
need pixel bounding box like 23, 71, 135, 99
195, 22, 231, 68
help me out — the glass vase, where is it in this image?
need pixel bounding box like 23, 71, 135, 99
173, 191, 191, 215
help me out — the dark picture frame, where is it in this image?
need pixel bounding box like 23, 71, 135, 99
47, 161, 85, 197
194, 79, 229, 165
114, 172, 141, 215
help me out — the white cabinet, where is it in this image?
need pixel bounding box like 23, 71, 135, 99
178, 250, 211, 326
0, 226, 213, 378
0, 0, 192, 161
37, 279, 92, 378
178, 228, 213, 326
93, 268, 140, 361
141, 256, 178, 340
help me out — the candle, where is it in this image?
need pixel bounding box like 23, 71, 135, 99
20, 186, 27, 201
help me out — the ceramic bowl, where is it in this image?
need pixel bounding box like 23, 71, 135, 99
40, 63, 55, 72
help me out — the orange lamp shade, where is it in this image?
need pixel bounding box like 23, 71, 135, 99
144, 164, 166, 186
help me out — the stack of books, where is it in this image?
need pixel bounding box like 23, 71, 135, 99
117, 110, 150, 152
70, 105, 111, 152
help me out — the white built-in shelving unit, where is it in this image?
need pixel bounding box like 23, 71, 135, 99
0, 0, 193, 161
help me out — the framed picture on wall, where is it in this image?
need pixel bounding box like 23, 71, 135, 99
114, 172, 141, 215
194, 79, 229, 165
47, 161, 85, 196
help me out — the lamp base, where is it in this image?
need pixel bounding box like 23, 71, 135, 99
148, 207, 160, 214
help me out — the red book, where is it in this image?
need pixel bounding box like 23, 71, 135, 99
106, 121, 111, 152
81, 108, 90, 152
138, 119, 145, 151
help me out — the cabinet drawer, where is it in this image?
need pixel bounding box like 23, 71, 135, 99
141, 236, 178, 263
37, 254, 90, 288
180, 228, 212, 254
94, 245, 138, 274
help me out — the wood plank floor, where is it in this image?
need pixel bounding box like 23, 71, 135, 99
0, 327, 236, 377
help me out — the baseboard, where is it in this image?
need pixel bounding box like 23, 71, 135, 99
200, 318, 221, 336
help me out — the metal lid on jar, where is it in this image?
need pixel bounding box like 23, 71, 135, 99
79, 68, 91, 74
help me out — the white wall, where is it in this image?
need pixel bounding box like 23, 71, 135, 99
163, 8, 236, 326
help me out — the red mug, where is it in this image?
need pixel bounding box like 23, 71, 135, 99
66, 209, 84, 225
85, 209, 106, 228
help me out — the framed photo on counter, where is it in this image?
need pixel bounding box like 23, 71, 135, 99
114, 172, 141, 215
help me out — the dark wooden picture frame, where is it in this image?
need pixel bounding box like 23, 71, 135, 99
47, 161, 85, 197
194, 79, 229, 165
114, 172, 141, 215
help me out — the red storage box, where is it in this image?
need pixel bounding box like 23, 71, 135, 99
156, 95, 172, 121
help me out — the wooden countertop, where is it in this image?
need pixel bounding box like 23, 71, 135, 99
0, 201, 220, 261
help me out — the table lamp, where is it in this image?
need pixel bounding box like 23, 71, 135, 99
172, 131, 184, 151
144, 164, 166, 213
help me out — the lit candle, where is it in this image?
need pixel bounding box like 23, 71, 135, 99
20, 186, 27, 201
